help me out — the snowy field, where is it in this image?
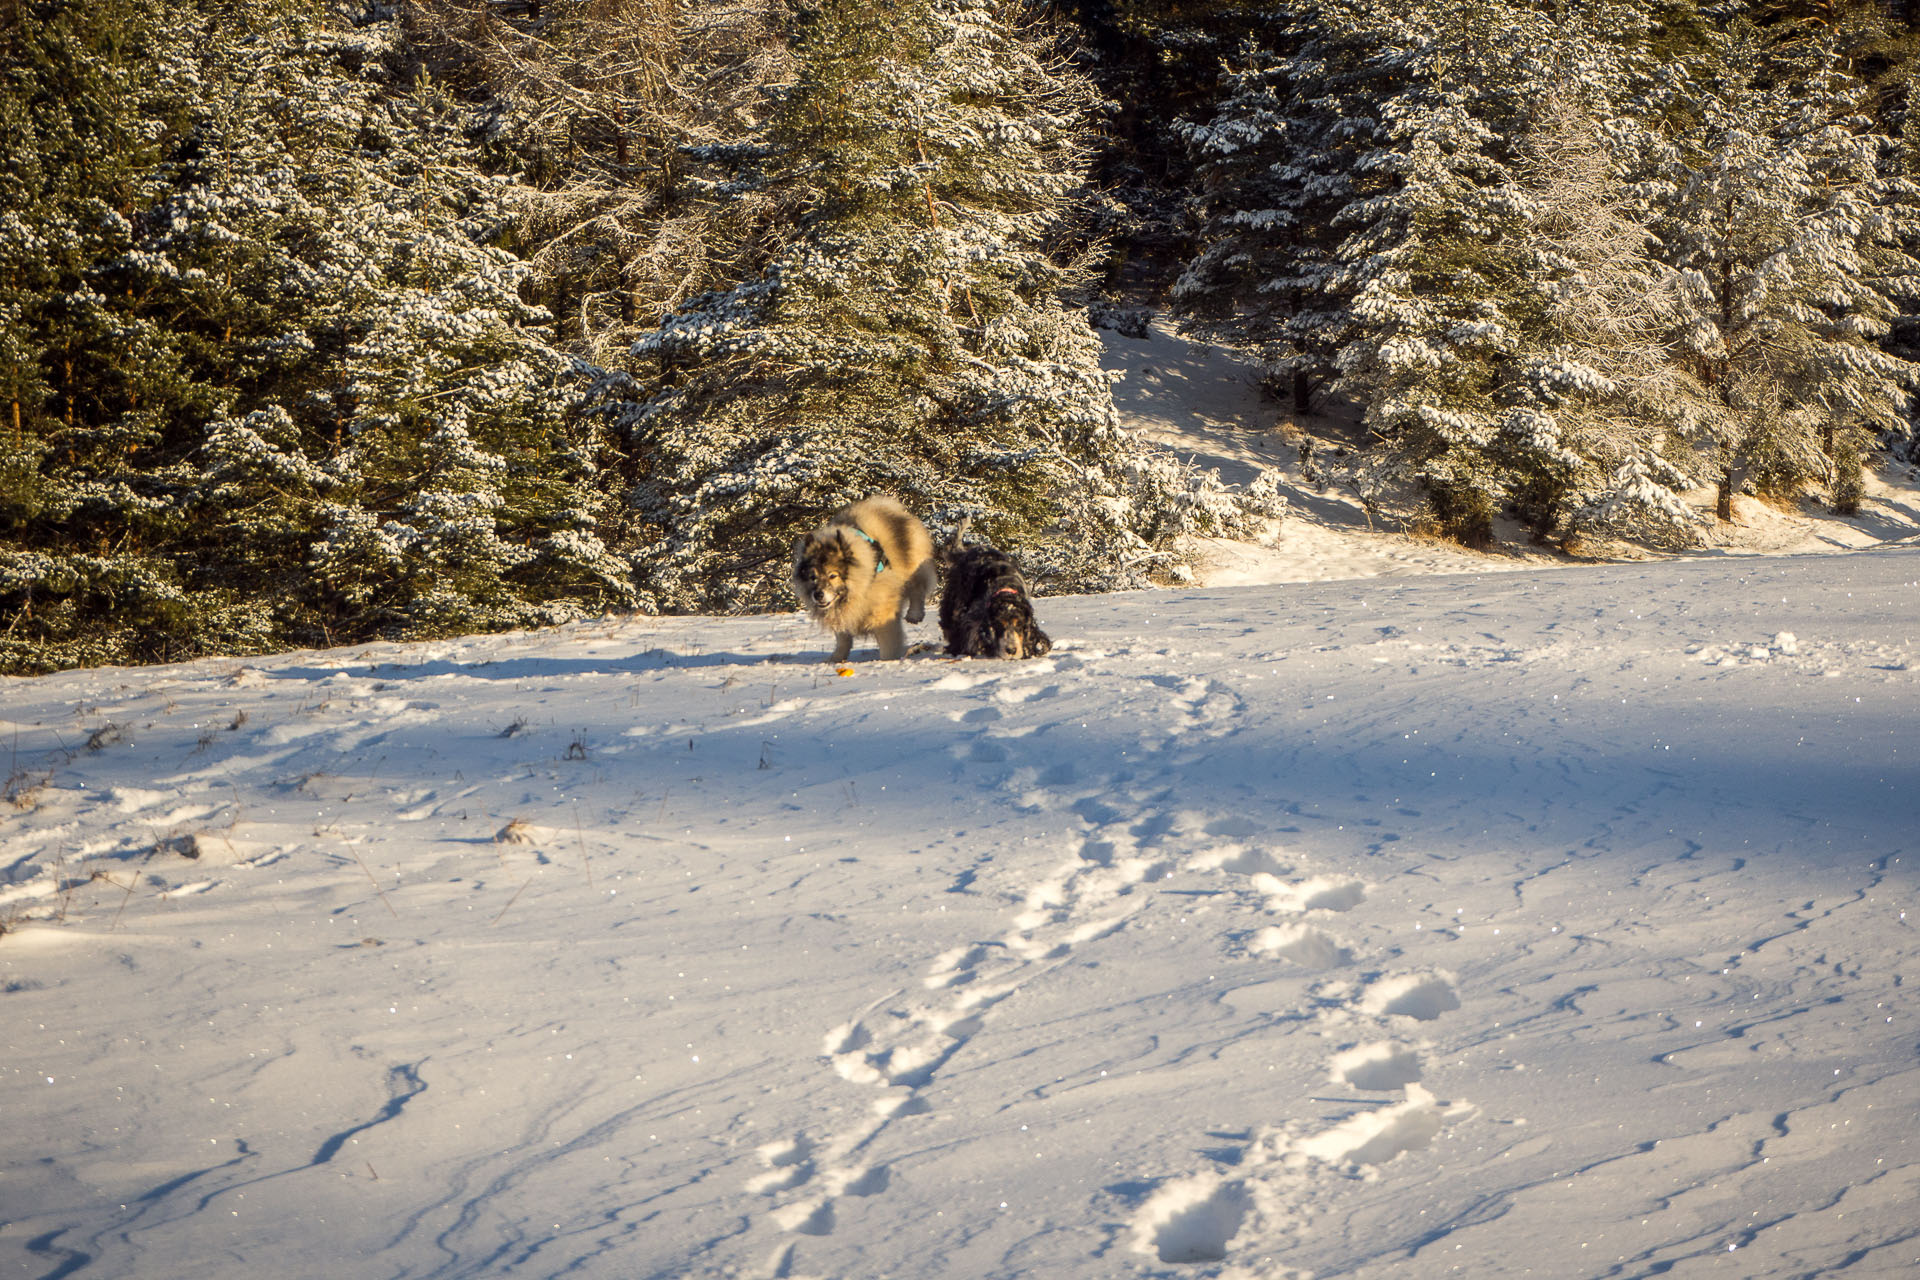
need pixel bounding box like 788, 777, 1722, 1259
5, 545, 1919, 1279
6, 324, 1920, 1279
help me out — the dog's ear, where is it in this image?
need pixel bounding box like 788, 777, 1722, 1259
945, 514, 972, 557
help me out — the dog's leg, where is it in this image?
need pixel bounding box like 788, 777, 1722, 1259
874, 618, 907, 661
830, 632, 854, 663
904, 561, 932, 625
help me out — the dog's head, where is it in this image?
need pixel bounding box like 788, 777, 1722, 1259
791, 530, 855, 615
985, 592, 1051, 659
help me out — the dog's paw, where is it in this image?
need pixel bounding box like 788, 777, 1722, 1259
905, 604, 926, 624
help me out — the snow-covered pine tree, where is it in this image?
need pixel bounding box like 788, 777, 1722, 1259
1, 0, 636, 671
1322, 0, 1544, 546
1501, 91, 1704, 547
0, 0, 231, 670
1480, 4, 1730, 549
1173, 0, 1389, 416
591, 0, 1272, 613
1650, 19, 1920, 520
405, 0, 794, 367
1045, 0, 1266, 292
282, 70, 637, 640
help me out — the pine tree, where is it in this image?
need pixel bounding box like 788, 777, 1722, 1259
0, 0, 226, 669
1651, 19, 1920, 520
1049, 0, 1266, 291
1488, 12, 1720, 548
403, 0, 794, 365
1318, 0, 1547, 545
589, 0, 1272, 613
1172, 0, 1918, 548
1172, 0, 1388, 416
1, 0, 636, 671
1499, 94, 1703, 545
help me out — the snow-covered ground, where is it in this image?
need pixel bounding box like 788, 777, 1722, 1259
1102, 320, 1920, 583
5, 328, 1919, 1280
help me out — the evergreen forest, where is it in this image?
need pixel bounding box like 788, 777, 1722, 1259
5, 0, 1918, 672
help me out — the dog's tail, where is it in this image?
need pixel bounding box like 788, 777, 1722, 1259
939, 514, 973, 564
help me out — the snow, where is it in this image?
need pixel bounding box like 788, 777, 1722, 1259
5, 325, 1920, 1279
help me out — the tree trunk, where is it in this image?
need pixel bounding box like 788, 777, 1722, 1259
1717, 458, 1753, 521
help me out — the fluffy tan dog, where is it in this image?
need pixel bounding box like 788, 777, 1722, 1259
790, 496, 935, 662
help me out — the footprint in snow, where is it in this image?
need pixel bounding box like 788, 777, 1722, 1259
831, 1164, 891, 1197
1255, 873, 1367, 914
1131, 1174, 1255, 1264
1359, 971, 1462, 1022
1192, 843, 1293, 878
1282, 1083, 1464, 1169
922, 941, 1004, 990
1151, 675, 1248, 740
956, 738, 1009, 763
1330, 1041, 1425, 1091
1251, 922, 1354, 969
772, 1198, 834, 1236
747, 1136, 816, 1194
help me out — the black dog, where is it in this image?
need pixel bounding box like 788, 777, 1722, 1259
939, 522, 1052, 660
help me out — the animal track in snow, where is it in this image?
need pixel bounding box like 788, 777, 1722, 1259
992, 682, 1059, 705
822, 1022, 870, 1057
824, 1016, 957, 1089
1004, 843, 1164, 962
996, 796, 1179, 963
771, 1198, 835, 1236
922, 942, 1004, 989
1256, 874, 1367, 913
750, 1082, 905, 1242
777, 735, 1192, 1265
1360, 971, 1462, 1022
1120, 834, 1477, 1270
1133, 675, 1247, 754
957, 738, 1010, 763
1131, 1174, 1256, 1264
748, 1136, 816, 1193
1284, 1083, 1460, 1169
1190, 843, 1292, 878
1331, 1041, 1425, 1091
831, 1164, 891, 1197
1252, 923, 1354, 969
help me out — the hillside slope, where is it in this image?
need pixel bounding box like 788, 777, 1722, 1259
4, 544, 1917, 1278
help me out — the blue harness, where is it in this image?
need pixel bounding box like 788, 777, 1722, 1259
849, 528, 888, 574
